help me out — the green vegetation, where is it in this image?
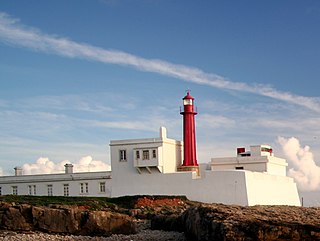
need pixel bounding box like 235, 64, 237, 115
0, 195, 188, 210
0, 195, 104, 209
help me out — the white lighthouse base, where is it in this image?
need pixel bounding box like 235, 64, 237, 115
177, 165, 200, 176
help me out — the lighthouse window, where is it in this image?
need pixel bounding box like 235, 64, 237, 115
142, 150, 149, 160
119, 150, 127, 162
136, 150, 140, 159
183, 99, 193, 105
152, 150, 157, 158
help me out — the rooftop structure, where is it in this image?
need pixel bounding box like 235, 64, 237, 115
210, 145, 288, 177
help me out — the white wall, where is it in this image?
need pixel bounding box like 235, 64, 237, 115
162, 140, 183, 173
110, 160, 300, 206
245, 171, 300, 206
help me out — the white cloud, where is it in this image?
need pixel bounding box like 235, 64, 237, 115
21, 155, 111, 175
278, 136, 320, 191
75, 156, 111, 172
1, 12, 320, 112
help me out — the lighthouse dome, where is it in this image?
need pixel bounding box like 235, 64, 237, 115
183, 91, 194, 100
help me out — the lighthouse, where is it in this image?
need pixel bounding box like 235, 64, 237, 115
178, 91, 199, 174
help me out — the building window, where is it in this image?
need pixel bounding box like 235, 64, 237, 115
63, 184, 69, 196
80, 183, 89, 194
142, 150, 149, 160
12, 186, 18, 195
0, 186, 2, 195
136, 150, 140, 159
47, 185, 53, 196
119, 150, 127, 162
152, 149, 157, 158
235, 166, 244, 170
28, 185, 36, 195
100, 182, 106, 193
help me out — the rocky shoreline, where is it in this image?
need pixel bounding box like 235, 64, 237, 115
1, 195, 320, 241
0, 230, 186, 241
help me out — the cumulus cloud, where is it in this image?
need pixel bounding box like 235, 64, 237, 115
1, 12, 320, 112
278, 136, 320, 191
22, 156, 111, 175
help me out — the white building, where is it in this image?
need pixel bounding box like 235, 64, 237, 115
0, 127, 300, 206
109, 127, 300, 206
0, 92, 301, 206
0, 164, 112, 197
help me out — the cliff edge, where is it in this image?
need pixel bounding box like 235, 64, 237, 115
0, 196, 320, 241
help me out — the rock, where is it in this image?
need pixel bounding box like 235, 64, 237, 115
181, 204, 320, 241
0, 206, 32, 231
81, 210, 136, 236
32, 206, 82, 233
0, 202, 136, 237
151, 214, 183, 232
2, 196, 320, 240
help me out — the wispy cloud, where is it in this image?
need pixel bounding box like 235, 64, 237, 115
1, 12, 320, 112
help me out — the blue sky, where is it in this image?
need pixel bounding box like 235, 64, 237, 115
1, 1, 320, 205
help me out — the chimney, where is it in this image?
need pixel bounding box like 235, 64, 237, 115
64, 163, 74, 174
160, 126, 167, 139
14, 166, 23, 176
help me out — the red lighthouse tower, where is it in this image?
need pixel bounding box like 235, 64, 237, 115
178, 91, 199, 174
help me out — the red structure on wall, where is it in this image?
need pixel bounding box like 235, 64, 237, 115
180, 91, 198, 167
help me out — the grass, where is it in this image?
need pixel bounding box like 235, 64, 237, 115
0, 195, 110, 210
0, 195, 188, 210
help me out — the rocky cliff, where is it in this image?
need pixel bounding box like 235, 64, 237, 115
152, 203, 320, 241
1, 196, 320, 240
0, 202, 136, 236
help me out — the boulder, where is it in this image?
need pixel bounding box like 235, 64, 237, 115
0, 202, 136, 236
0, 206, 32, 231
32, 206, 82, 233
81, 210, 136, 236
